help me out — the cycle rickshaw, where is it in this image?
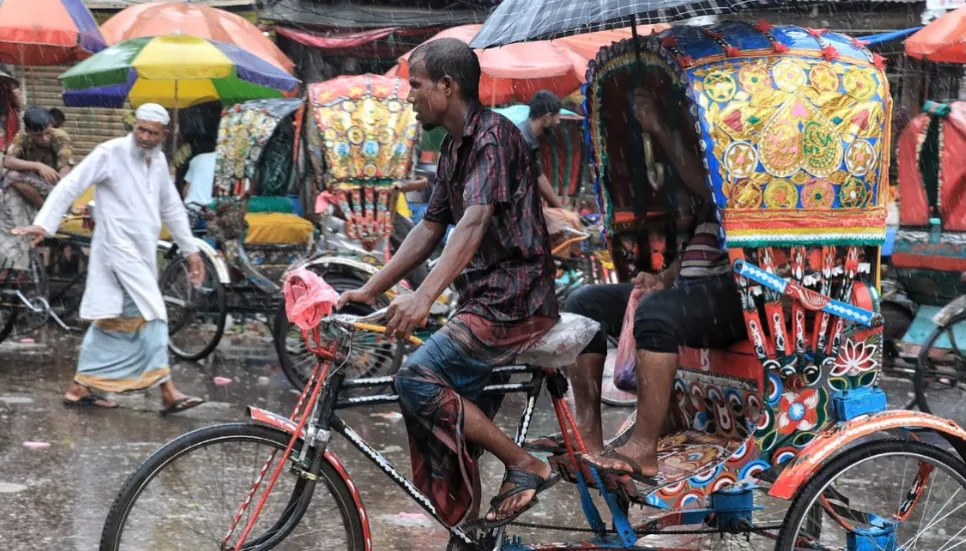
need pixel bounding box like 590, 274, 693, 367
99, 23, 966, 551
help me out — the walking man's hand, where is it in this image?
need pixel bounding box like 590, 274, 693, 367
186, 252, 206, 286
12, 225, 48, 247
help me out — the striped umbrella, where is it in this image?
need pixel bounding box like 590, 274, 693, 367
59, 34, 299, 109
0, 0, 106, 64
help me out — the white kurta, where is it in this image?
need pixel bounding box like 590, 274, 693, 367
34, 134, 198, 322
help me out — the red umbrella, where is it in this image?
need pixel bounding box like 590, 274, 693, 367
391, 24, 668, 106
0, 0, 106, 65
906, 6, 966, 63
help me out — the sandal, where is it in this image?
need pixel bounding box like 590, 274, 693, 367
522, 432, 566, 454
579, 449, 659, 484
160, 396, 205, 416
63, 393, 118, 409
463, 467, 560, 531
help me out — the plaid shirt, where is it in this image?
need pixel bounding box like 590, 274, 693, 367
424, 107, 558, 323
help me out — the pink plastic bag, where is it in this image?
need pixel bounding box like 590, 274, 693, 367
613, 287, 646, 392
283, 268, 340, 331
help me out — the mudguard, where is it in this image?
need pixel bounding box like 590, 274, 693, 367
247, 406, 374, 551
933, 295, 966, 326
768, 410, 966, 500
157, 237, 231, 285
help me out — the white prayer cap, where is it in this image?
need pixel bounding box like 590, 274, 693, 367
135, 103, 170, 126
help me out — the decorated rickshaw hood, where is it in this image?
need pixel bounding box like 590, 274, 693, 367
585, 21, 892, 249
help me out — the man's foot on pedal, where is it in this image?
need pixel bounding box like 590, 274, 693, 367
478, 457, 557, 527
579, 440, 659, 482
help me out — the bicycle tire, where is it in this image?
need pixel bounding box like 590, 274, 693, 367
0, 303, 17, 344
914, 312, 966, 415
274, 273, 392, 390
160, 253, 227, 361
99, 422, 366, 551
776, 439, 966, 551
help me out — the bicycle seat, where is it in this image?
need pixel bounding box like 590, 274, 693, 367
515, 313, 600, 368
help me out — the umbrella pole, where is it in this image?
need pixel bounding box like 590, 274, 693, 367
172, 81, 180, 177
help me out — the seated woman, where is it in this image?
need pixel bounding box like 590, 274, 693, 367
527, 87, 746, 481
0, 107, 72, 274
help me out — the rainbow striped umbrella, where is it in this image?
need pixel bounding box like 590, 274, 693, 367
0, 0, 105, 65
60, 34, 299, 109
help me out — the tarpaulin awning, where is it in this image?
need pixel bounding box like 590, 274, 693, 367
274, 27, 398, 50
907, 6, 966, 63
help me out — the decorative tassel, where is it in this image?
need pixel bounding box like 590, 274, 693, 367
755, 19, 773, 32
805, 27, 824, 38
677, 55, 694, 68
725, 45, 740, 57
773, 42, 789, 53
661, 35, 678, 48
704, 30, 724, 39
873, 53, 886, 69
822, 45, 839, 62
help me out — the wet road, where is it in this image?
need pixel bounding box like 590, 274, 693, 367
0, 328, 959, 550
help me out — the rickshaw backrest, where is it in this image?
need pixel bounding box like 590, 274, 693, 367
893, 100, 966, 304
587, 22, 890, 487
307, 74, 421, 250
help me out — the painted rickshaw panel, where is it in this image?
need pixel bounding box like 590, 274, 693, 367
585, 23, 906, 508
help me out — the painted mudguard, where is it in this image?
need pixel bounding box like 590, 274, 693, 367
768, 410, 966, 500
157, 237, 232, 285
247, 406, 374, 551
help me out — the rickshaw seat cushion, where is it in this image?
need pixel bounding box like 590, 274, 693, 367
58, 212, 314, 246
515, 313, 601, 368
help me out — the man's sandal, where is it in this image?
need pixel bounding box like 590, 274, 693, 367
522, 432, 567, 454
463, 468, 560, 531
63, 393, 118, 409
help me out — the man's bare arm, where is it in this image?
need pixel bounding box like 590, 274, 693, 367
415, 204, 493, 302
9, 182, 45, 208
3, 156, 44, 172
538, 174, 564, 208
361, 219, 447, 296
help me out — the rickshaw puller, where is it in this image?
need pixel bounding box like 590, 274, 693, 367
338, 38, 561, 529
528, 87, 747, 481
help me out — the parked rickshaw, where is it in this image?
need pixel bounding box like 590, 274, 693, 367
158, 98, 314, 361
890, 100, 966, 418
98, 23, 966, 551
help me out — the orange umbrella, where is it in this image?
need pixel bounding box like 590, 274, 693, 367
906, 6, 966, 63
100, 1, 294, 74
393, 24, 668, 106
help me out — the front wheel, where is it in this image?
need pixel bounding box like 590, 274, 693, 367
99, 422, 366, 551
776, 439, 966, 551
160, 252, 227, 361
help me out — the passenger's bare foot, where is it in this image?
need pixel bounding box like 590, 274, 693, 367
63, 382, 117, 408
581, 439, 659, 479
486, 455, 554, 522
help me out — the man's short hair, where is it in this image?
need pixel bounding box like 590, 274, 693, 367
409, 38, 481, 103
49, 108, 66, 127
23, 107, 52, 132
528, 90, 562, 120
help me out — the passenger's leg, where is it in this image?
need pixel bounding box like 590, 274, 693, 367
526, 284, 633, 454
585, 277, 745, 477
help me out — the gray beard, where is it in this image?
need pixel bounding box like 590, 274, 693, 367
136, 144, 159, 160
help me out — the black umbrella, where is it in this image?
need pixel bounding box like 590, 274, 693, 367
469, 0, 776, 49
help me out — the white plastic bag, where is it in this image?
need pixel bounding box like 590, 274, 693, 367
516, 313, 600, 368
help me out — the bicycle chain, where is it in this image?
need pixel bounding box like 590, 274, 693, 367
507, 520, 782, 536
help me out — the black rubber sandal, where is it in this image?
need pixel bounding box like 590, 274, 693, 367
63, 393, 118, 409
522, 432, 567, 454
160, 396, 205, 416
579, 449, 659, 485
463, 467, 560, 531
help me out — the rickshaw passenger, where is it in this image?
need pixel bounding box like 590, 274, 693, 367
337, 38, 560, 528
529, 88, 746, 481
516, 90, 566, 208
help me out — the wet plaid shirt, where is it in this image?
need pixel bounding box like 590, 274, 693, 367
424, 107, 558, 323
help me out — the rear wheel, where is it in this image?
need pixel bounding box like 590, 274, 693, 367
99, 422, 366, 551
275, 273, 394, 391
161, 252, 227, 361
915, 313, 966, 422
1, 250, 48, 341
777, 439, 966, 551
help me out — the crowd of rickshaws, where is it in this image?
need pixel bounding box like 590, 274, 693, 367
84, 19, 966, 551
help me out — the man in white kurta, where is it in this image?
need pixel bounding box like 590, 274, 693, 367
15, 104, 207, 414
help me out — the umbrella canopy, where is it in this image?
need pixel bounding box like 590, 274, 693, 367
469, 0, 771, 48
60, 34, 299, 109
394, 24, 665, 105
0, 0, 105, 64
906, 7, 966, 63
101, 2, 294, 74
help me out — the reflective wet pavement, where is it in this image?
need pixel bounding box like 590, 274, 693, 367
0, 328, 957, 550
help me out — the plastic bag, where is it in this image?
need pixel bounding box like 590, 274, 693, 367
516, 313, 600, 368
613, 288, 646, 392
283, 268, 340, 331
